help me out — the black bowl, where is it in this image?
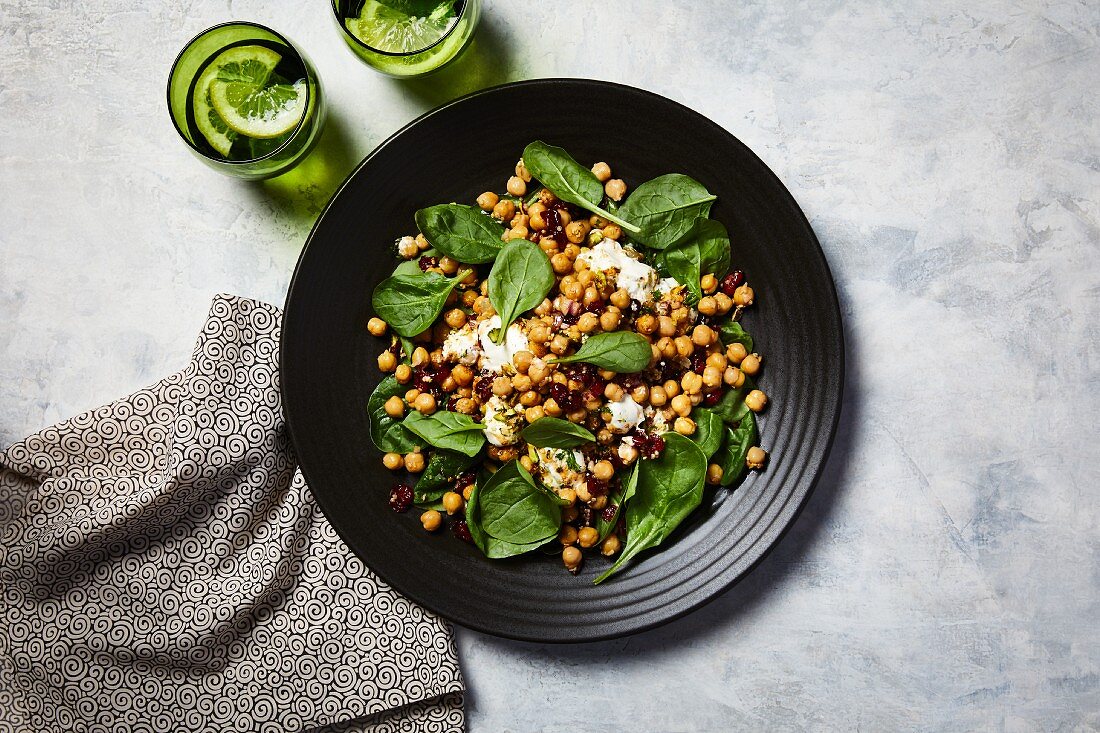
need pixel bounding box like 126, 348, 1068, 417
282, 79, 843, 642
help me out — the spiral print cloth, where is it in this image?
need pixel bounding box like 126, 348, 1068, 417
0, 295, 464, 732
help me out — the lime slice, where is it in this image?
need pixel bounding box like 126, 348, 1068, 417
209, 78, 307, 139
191, 45, 282, 155
346, 0, 458, 53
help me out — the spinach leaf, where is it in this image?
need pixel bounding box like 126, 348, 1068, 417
398, 335, 417, 364
709, 376, 756, 426
478, 461, 562, 545
596, 461, 639, 541
619, 174, 716, 249
366, 376, 425, 453
487, 239, 554, 344
520, 417, 596, 449
392, 248, 438, 277
549, 331, 652, 373
521, 141, 640, 234
372, 269, 470, 338
717, 320, 754, 352
402, 410, 486, 456
414, 204, 504, 264
414, 449, 481, 503
660, 219, 731, 301
688, 407, 724, 460
594, 433, 707, 583
714, 412, 757, 486
466, 474, 554, 559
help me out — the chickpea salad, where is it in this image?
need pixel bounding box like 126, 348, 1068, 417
366, 141, 769, 582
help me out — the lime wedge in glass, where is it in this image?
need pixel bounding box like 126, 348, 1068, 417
192, 45, 282, 155
346, 0, 459, 53
209, 77, 307, 139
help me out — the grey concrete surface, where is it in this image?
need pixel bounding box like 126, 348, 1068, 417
2, 1, 1098, 730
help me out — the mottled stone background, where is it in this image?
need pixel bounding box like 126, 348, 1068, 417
1, 1, 1097, 730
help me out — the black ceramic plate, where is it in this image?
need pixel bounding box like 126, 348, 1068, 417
282, 79, 842, 642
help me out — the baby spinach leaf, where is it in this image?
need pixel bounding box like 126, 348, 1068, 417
660, 219, 731, 301
372, 269, 471, 338
392, 248, 438, 277
522, 141, 640, 234
414, 204, 504, 264
478, 461, 562, 545
366, 376, 425, 454
520, 417, 596, 449
596, 461, 639, 541
717, 320, 754, 352
402, 410, 486, 456
619, 174, 716, 249
595, 433, 707, 583
487, 239, 554, 344
709, 376, 756, 426
549, 331, 652, 373
467, 472, 555, 559
714, 413, 757, 486
688, 407, 724, 460
414, 449, 481, 503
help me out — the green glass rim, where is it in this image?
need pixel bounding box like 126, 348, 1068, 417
330, 0, 470, 58
166, 20, 315, 166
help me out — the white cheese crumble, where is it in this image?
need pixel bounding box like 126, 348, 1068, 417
534, 446, 586, 490
655, 277, 682, 298
441, 323, 480, 365
477, 315, 530, 373
577, 239, 660, 302
607, 393, 645, 432
645, 405, 670, 434
483, 395, 521, 446
617, 437, 637, 462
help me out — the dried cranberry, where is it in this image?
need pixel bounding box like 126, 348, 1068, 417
473, 376, 494, 402
451, 520, 473, 543
455, 471, 477, 491
560, 312, 579, 326
578, 505, 594, 526
651, 435, 666, 454
418, 255, 438, 271
691, 352, 708, 373
720, 271, 744, 296
602, 505, 618, 522
584, 299, 604, 314
586, 476, 610, 496
388, 484, 413, 513
548, 382, 569, 405
446, 395, 460, 411
703, 391, 721, 406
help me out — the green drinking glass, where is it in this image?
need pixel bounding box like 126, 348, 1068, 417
167, 22, 326, 180
331, 0, 481, 77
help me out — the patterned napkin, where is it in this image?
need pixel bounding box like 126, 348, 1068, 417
0, 295, 464, 733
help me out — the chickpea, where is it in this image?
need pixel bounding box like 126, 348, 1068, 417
706, 352, 728, 370
618, 442, 639, 465
527, 361, 550, 385
367, 317, 387, 336
697, 296, 718, 316
646, 385, 666, 407
745, 389, 768, 413
404, 388, 421, 403
655, 336, 675, 359
437, 491, 462, 515
558, 209, 572, 227
476, 191, 499, 211
550, 334, 571, 355
506, 225, 529, 241
726, 342, 748, 364
724, 366, 746, 388
663, 380, 681, 398
733, 284, 755, 306
681, 371, 703, 395
574, 312, 598, 334
543, 398, 563, 417
674, 335, 695, 357
528, 322, 551, 345
714, 292, 733, 314
636, 314, 657, 335
394, 363, 413, 384
562, 279, 584, 301
671, 416, 696, 436
577, 526, 600, 548
551, 252, 573, 275
597, 382, 622, 403
610, 288, 631, 309
706, 463, 724, 485
460, 269, 478, 287
575, 263, 593, 281
605, 179, 627, 201
700, 273, 719, 294
591, 161, 612, 182
442, 308, 466, 329
382, 452, 404, 470
436, 255, 458, 275
512, 373, 533, 393
511, 213, 529, 229
514, 158, 532, 182
592, 460, 615, 481
575, 482, 592, 503
460, 485, 474, 502
565, 408, 586, 423
377, 350, 397, 372
411, 346, 429, 366
506, 175, 526, 196
601, 535, 622, 556
397, 236, 419, 258
599, 308, 622, 331
595, 428, 613, 445
415, 233, 431, 251
420, 509, 442, 531
455, 397, 477, 414
702, 366, 723, 388
559, 525, 579, 546
740, 353, 762, 376
671, 393, 693, 417
582, 286, 600, 307
448, 364, 471, 387
405, 451, 426, 473
461, 289, 479, 307
601, 223, 622, 241
413, 392, 437, 414
746, 446, 767, 470
590, 495, 608, 510
658, 315, 677, 337
525, 405, 546, 423
491, 376, 513, 397
565, 220, 590, 244
518, 390, 539, 408
630, 384, 650, 404
384, 395, 405, 418
563, 546, 583, 572
559, 487, 577, 504
692, 324, 716, 347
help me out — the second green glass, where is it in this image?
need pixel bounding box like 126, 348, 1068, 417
331, 0, 480, 77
